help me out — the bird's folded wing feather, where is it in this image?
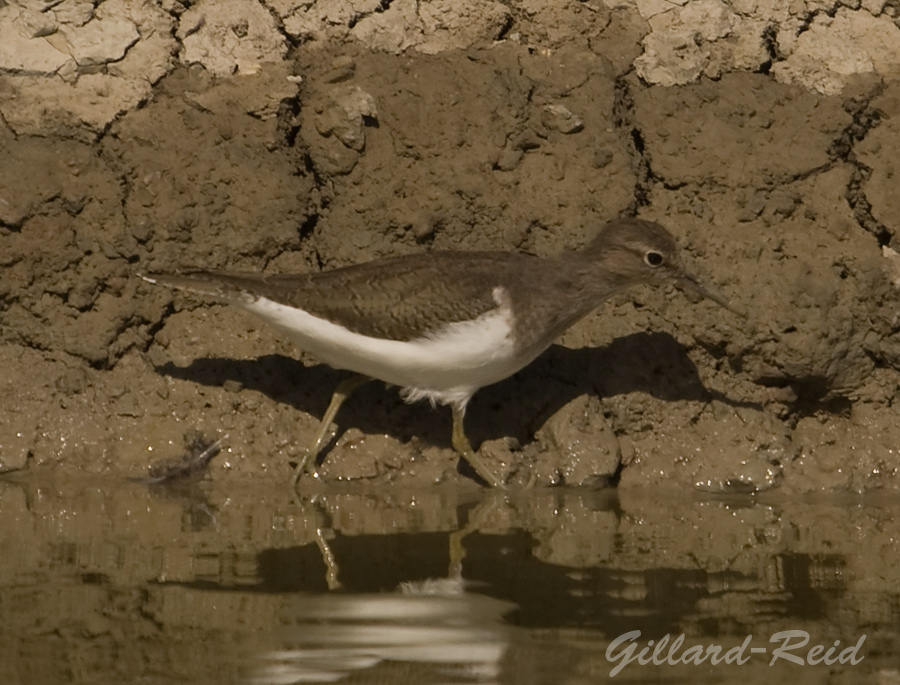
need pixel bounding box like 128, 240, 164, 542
143, 252, 532, 342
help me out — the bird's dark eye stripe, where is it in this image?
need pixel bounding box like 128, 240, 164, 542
645, 251, 664, 267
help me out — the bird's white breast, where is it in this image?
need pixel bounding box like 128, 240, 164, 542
241, 287, 521, 408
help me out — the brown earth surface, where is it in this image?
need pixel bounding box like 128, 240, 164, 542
1, 0, 900, 494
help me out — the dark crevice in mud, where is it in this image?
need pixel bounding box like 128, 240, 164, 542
310, 242, 325, 271
0, 109, 15, 139
15, 338, 53, 360
259, 0, 299, 49
830, 84, 891, 245
792, 6, 829, 40
847, 168, 892, 247
517, 220, 549, 253
884, 0, 900, 16
113, 156, 133, 217
95, 321, 142, 371
298, 148, 323, 185
276, 94, 303, 148
333, 0, 390, 29
298, 212, 318, 242
107, 150, 148, 271
784, 161, 834, 186
757, 22, 778, 74
606, 455, 624, 488
830, 90, 884, 160
141, 301, 177, 354
696, 338, 741, 371
94, 82, 156, 144
494, 12, 515, 42
864, 348, 891, 371
0, 281, 13, 311
612, 74, 651, 213
160, 2, 186, 37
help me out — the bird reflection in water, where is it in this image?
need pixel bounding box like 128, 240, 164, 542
244, 577, 513, 685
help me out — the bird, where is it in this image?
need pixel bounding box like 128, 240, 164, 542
141, 217, 741, 488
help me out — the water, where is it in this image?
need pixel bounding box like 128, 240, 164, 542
0, 475, 897, 684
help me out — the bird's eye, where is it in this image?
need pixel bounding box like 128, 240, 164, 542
644, 251, 664, 267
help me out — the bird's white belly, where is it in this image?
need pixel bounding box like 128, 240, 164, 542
243, 296, 522, 407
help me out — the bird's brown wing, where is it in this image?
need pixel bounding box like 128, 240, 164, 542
145, 251, 537, 341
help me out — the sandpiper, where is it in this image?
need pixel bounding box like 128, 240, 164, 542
142, 218, 741, 487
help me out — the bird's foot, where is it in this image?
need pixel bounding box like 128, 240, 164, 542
460, 449, 505, 489
291, 374, 371, 489
291, 449, 326, 488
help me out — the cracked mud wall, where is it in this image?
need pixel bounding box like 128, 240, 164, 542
0, 0, 899, 493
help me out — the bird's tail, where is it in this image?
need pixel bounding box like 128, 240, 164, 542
139, 271, 260, 304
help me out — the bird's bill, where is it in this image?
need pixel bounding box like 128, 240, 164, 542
678, 273, 747, 318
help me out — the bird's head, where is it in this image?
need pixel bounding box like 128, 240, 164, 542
583, 218, 744, 316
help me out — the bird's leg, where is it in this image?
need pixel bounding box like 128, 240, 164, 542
450, 404, 503, 488
292, 373, 372, 487
448, 492, 509, 577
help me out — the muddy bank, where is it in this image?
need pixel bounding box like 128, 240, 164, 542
1, 0, 899, 493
